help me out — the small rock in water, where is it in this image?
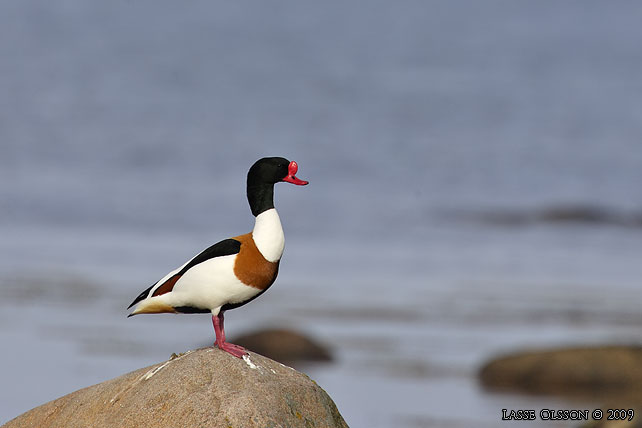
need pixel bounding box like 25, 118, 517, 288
479, 344, 642, 402
232, 328, 333, 366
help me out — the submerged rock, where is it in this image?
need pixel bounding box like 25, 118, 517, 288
479, 345, 642, 401
2, 348, 348, 428
579, 407, 642, 428
465, 205, 642, 228
232, 328, 333, 366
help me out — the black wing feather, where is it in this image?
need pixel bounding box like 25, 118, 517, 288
126, 238, 242, 310
176, 238, 241, 276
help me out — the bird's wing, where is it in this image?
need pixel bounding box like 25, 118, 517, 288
127, 238, 242, 309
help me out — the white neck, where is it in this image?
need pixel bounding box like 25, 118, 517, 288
252, 208, 285, 262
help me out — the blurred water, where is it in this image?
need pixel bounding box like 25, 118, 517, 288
2, 1, 642, 426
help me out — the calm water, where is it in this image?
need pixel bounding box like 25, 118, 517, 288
2, 1, 642, 426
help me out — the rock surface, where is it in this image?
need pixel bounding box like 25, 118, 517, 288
479, 345, 642, 401
2, 348, 348, 428
232, 328, 332, 366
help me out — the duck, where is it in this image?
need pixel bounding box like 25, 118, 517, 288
127, 157, 308, 358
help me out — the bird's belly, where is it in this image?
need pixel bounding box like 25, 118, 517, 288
168, 255, 261, 310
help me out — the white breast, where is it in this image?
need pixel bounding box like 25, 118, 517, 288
252, 208, 285, 262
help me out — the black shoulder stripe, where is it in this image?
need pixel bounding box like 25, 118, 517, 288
177, 238, 242, 275
126, 238, 241, 311
127, 282, 156, 309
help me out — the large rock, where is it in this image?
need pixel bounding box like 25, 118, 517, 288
2, 348, 348, 428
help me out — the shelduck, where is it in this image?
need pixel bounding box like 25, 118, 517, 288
127, 157, 308, 358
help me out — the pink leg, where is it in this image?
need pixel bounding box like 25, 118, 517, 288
212, 312, 247, 358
